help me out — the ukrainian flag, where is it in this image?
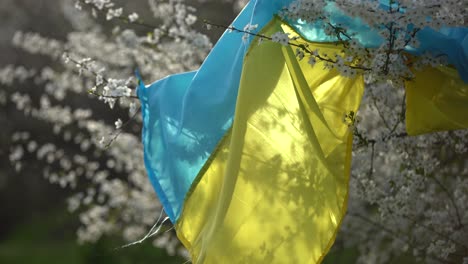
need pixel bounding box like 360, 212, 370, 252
138, 1, 468, 263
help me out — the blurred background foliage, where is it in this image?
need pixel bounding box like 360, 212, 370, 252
0, 0, 235, 263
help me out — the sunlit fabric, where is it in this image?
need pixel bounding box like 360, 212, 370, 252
175, 19, 364, 264
405, 66, 468, 135
138, 0, 468, 262
139, 0, 467, 223
138, 0, 295, 221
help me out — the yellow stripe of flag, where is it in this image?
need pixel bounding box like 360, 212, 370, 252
406, 66, 468, 135
176, 18, 364, 264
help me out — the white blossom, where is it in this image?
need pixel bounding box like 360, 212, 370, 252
271, 32, 290, 46
115, 118, 123, 129
106, 8, 122, 20
128, 12, 139, 22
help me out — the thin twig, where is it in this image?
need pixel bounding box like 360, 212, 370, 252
104, 106, 141, 148
203, 20, 372, 71
349, 212, 457, 264
88, 89, 138, 99
368, 141, 375, 177
66, 55, 139, 100
427, 175, 464, 230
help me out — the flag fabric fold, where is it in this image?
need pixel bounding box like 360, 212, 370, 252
175, 18, 363, 263
137, 0, 468, 263
406, 66, 468, 135
138, 0, 294, 221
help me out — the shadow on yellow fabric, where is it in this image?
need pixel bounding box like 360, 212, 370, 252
175, 18, 364, 264
406, 66, 468, 135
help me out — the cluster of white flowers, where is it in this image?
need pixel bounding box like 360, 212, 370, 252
74, 0, 124, 21
336, 81, 468, 263
106, 8, 123, 21
282, 0, 465, 86
271, 32, 290, 46
128, 12, 139, 23
81, 0, 112, 10
1, 0, 231, 256
12, 31, 64, 59
101, 78, 132, 109
241, 23, 258, 42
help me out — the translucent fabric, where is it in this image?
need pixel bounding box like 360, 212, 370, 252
175, 19, 364, 264
410, 27, 468, 82
138, 2, 468, 261
287, 2, 468, 82
139, 0, 467, 222
138, 0, 295, 222
286, 2, 383, 48
406, 66, 468, 135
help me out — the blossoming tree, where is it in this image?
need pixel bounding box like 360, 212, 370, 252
2, 0, 467, 263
